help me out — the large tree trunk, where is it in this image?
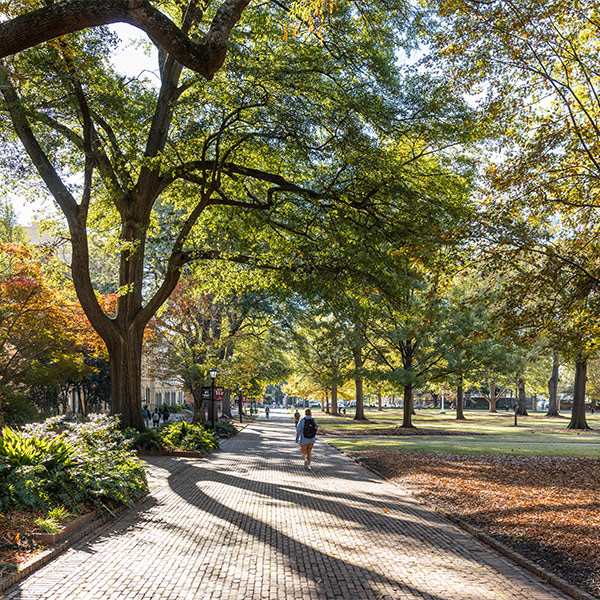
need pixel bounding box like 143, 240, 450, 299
222, 388, 232, 418
191, 386, 206, 423
353, 347, 366, 420
456, 376, 466, 420
516, 377, 528, 416
0, 54, 190, 433
487, 381, 498, 413
331, 382, 338, 416
401, 383, 414, 428
107, 329, 145, 430
568, 357, 590, 430
547, 352, 560, 417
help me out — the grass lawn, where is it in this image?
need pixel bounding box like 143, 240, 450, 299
299, 408, 600, 457
330, 436, 600, 457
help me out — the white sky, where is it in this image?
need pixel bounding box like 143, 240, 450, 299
12, 24, 157, 225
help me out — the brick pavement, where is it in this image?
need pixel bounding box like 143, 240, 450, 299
3, 408, 572, 600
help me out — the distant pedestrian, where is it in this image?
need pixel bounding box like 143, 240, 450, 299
294, 410, 300, 426
265, 406, 270, 419
162, 405, 170, 423
296, 408, 318, 470
152, 408, 161, 428
142, 405, 151, 428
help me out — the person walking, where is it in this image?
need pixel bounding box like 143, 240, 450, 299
296, 408, 318, 470
142, 405, 151, 428
294, 409, 300, 426
162, 405, 170, 424
152, 407, 161, 428
265, 405, 270, 419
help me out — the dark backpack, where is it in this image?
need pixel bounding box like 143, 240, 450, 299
303, 417, 317, 438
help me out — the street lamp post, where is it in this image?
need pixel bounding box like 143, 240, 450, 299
209, 367, 217, 430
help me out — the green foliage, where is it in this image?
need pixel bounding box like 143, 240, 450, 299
128, 421, 222, 453
159, 421, 219, 453
129, 428, 163, 452
35, 507, 72, 533
1, 390, 41, 426
0, 415, 147, 514
212, 420, 238, 438
0, 426, 73, 469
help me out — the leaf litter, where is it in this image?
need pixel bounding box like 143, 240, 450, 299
353, 452, 600, 597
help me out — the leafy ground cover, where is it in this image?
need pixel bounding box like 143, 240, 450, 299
0, 416, 243, 577
0, 415, 148, 577
349, 451, 600, 598
128, 419, 240, 453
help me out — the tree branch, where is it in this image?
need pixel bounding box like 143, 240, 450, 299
0, 0, 250, 79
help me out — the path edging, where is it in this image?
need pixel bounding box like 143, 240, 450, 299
327, 441, 598, 600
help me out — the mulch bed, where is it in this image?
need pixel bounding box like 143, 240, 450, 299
0, 511, 44, 577
352, 452, 600, 598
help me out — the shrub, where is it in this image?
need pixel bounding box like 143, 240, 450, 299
216, 420, 238, 438
159, 422, 219, 453
159, 421, 189, 449
130, 428, 163, 452
2, 391, 41, 426
1, 415, 147, 514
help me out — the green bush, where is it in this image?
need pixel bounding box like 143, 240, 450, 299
159, 421, 190, 449
159, 421, 219, 453
213, 420, 238, 438
178, 426, 218, 453
129, 428, 163, 452
0, 415, 147, 514
1, 390, 41, 426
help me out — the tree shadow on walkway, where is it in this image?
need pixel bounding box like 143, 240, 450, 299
156, 455, 484, 600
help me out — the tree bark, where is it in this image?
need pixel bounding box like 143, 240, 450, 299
568, 357, 591, 430
331, 382, 338, 416
456, 376, 466, 420
191, 386, 206, 424
547, 352, 560, 417
516, 377, 528, 416
353, 346, 366, 420
401, 383, 414, 428
0, 0, 251, 79
487, 381, 498, 413
222, 388, 232, 418
107, 328, 145, 430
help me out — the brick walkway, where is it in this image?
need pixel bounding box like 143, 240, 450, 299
4, 408, 570, 599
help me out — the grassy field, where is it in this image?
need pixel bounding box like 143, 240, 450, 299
302, 408, 600, 457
